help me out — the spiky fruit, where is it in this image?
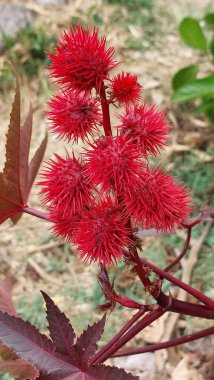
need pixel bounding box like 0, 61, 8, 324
39, 154, 92, 215
85, 135, 145, 194
118, 103, 171, 156
49, 209, 80, 242
110, 72, 142, 105
47, 91, 102, 143
48, 24, 118, 92
124, 166, 192, 232
74, 198, 130, 264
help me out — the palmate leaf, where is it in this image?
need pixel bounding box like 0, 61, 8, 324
0, 75, 47, 225
0, 278, 39, 379
0, 278, 17, 316
0, 292, 139, 380
0, 311, 73, 374
0, 358, 39, 380
74, 315, 106, 366
42, 292, 76, 356
37, 364, 138, 380
0, 278, 18, 363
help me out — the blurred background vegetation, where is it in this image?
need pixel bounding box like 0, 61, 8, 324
0, 0, 213, 379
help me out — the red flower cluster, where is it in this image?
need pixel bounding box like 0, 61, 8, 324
118, 103, 171, 156
41, 24, 192, 265
85, 135, 144, 193
48, 24, 117, 92
47, 91, 102, 143
49, 210, 80, 242
110, 72, 142, 105
39, 154, 92, 216
74, 198, 130, 264
124, 167, 192, 232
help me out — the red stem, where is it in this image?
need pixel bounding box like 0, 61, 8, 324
141, 258, 214, 311
92, 309, 165, 364
124, 227, 214, 318
156, 294, 214, 319
182, 217, 201, 229
112, 325, 214, 358
100, 82, 112, 137
128, 245, 214, 318
23, 206, 49, 220
164, 227, 192, 272
90, 308, 146, 365
132, 248, 156, 293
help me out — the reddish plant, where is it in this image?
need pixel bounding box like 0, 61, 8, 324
39, 153, 93, 216
109, 72, 142, 105
118, 103, 171, 156
48, 24, 117, 92
47, 90, 102, 143
0, 25, 213, 379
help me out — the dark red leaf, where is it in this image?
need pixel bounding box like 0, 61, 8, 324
0, 294, 138, 380
28, 132, 48, 195
19, 104, 33, 204
41, 291, 76, 356
88, 364, 139, 380
75, 315, 106, 365
0, 311, 74, 375
0, 278, 17, 316
0, 343, 16, 360
3, 77, 22, 207
0, 358, 39, 380
0, 76, 47, 225
0, 278, 40, 378
37, 363, 139, 380
0, 277, 18, 360
0, 79, 22, 224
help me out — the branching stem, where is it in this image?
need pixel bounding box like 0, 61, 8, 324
141, 257, 214, 311
112, 325, 214, 358
90, 308, 146, 365
164, 227, 192, 272
92, 309, 164, 364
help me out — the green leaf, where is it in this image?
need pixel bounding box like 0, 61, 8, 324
172, 75, 214, 102
210, 34, 214, 55
179, 17, 207, 51
204, 13, 214, 29
196, 97, 214, 113
196, 97, 214, 122
205, 107, 214, 122
172, 65, 199, 91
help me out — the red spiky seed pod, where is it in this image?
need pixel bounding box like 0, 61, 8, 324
85, 135, 145, 194
49, 209, 80, 242
74, 198, 130, 265
39, 154, 92, 215
124, 166, 192, 232
47, 91, 102, 143
118, 103, 171, 156
110, 72, 142, 105
48, 24, 118, 92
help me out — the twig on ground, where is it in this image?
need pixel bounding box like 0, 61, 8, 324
16, 241, 64, 256
27, 258, 62, 286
